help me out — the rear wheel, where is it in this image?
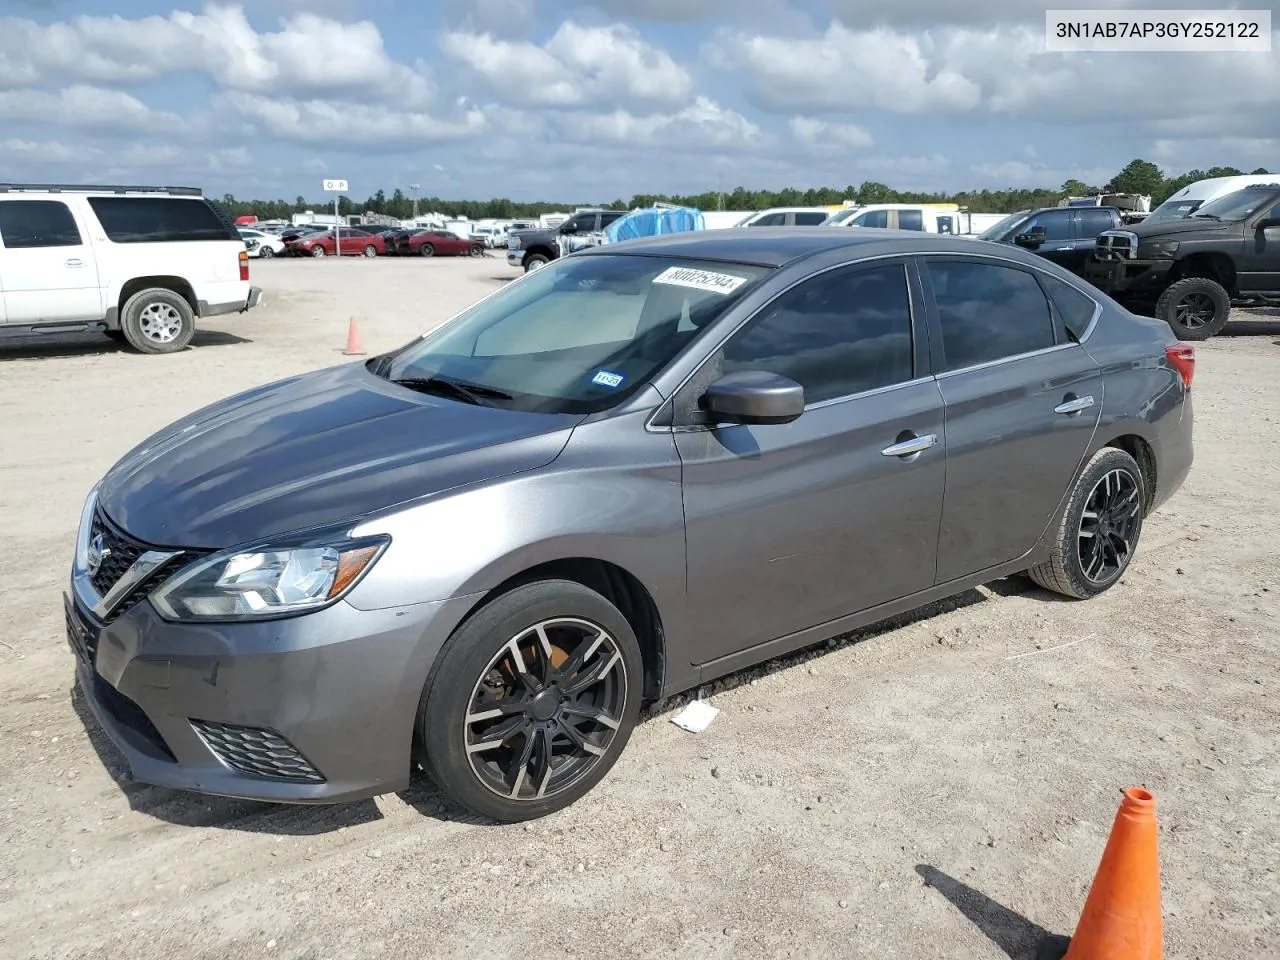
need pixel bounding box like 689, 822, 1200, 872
1155, 277, 1230, 340
311, 245, 326, 258
258, 245, 275, 259
363, 244, 378, 258
1027, 447, 1144, 599
419, 580, 643, 822
419, 243, 435, 257
119, 288, 196, 355
470, 245, 483, 257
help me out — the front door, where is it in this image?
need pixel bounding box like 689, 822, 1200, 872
1240, 198, 1280, 292
1018, 208, 1077, 270
0, 198, 102, 324
675, 260, 946, 667
919, 256, 1103, 583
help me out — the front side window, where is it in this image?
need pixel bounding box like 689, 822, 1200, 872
0, 200, 82, 248
383, 254, 771, 414
87, 197, 239, 243
926, 260, 1056, 370
853, 210, 889, 228
1020, 210, 1073, 242
978, 211, 1031, 243
750, 213, 786, 227
720, 263, 915, 405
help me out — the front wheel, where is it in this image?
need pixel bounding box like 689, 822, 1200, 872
258, 245, 275, 259
419, 580, 643, 822
523, 253, 549, 272
470, 245, 483, 257
419, 243, 435, 257
1155, 277, 1230, 340
310, 245, 326, 258
1027, 447, 1145, 599
363, 244, 378, 258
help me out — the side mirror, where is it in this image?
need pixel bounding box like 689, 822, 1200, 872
1257, 217, 1280, 230
703, 371, 804, 426
560, 222, 578, 234
1015, 225, 1046, 248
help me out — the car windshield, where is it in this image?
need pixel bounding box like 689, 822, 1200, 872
379, 254, 772, 414
977, 211, 1031, 242
1191, 187, 1280, 221
822, 209, 860, 226
1144, 199, 1203, 224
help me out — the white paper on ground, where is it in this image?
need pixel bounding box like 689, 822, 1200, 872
671, 700, 719, 733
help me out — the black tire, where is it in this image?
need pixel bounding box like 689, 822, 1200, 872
419, 579, 643, 822
1155, 277, 1230, 341
363, 244, 378, 258
470, 245, 483, 257
419, 243, 434, 257
119, 288, 196, 355
1027, 447, 1145, 599
258, 245, 275, 259
104, 329, 127, 343
523, 253, 549, 272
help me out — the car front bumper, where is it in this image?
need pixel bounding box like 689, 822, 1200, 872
1082, 257, 1174, 298
65, 586, 478, 804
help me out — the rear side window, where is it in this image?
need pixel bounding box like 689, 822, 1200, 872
87, 197, 239, 243
854, 210, 888, 228
793, 211, 828, 226
1040, 275, 1098, 341
898, 210, 924, 231
0, 200, 82, 248
1076, 209, 1116, 236
926, 260, 1056, 370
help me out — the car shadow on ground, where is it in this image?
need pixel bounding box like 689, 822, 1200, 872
0, 329, 251, 361
68, 575, 1065, 834
916, 865, 1071, 960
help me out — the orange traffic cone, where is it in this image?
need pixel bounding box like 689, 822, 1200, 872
1056, 787, 1163, 960
343, 316, 365, 356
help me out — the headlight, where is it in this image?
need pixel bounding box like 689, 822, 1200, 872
1136, 239, 1179, 259
151, 536, 388, 621
74, 483, 101, 572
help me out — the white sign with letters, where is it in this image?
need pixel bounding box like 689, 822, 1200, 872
322, 179, 349, 192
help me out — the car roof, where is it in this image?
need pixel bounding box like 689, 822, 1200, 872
575, 227, 1057, 269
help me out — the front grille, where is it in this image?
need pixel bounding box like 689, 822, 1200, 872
1095, 231, 1138, 261
66, 602, 99, 664
88, 508, 206, 622
92, 673, 176, 762
191, 720, 326, 783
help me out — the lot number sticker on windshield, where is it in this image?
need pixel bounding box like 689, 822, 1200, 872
653, 266, 747, 295
592, 370, 625, 388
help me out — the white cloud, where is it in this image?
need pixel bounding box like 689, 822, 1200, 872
0, 85, 183, 133
0, 5, 434, 106
789, 117, 874, 152
580, 97, 762, 150
969, 160, 1114, 188
829, 0, 1217, 28
439, 0, 535, 37
440, 20, 693, 109
222, 92, 487, 146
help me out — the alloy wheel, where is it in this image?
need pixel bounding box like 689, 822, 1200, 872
1173, 292, 1215, 329
138, 302, 184, 344
1077, 468, 1141, 583
464, 617, 627, 802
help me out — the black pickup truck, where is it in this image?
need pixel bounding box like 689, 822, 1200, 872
977, 206, 1124, 274
506, 208, 627, 273
1084, 183, 1280, 340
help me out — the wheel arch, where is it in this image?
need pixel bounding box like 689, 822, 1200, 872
1172, 252, 1237, 293
1098, 432, 1157, 515
117, 276, 198, 320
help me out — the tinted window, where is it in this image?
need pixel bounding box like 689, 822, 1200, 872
1076, 209, 1116, 236
793, 211, 828, 225
751, 213, 786, 226
854, 210, 888, 228
936, 216, 954, 235
1021, 210, 1073, 242
0, 200, 82, 248
721, 264, 914, 405
927, 260, 1055, 370
1041, 275, 1097, 341
87, 197, 238, 243
602, 212, 625, 225
898, 209, 924, 231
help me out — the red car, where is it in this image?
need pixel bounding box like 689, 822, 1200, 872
288, 228, 386, 258
397, 230, 485, 258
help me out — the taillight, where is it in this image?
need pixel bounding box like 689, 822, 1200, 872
1165, 342, 1195, 389
239, 249, 249, 281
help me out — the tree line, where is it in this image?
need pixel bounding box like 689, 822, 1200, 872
211, 159, 1273, 222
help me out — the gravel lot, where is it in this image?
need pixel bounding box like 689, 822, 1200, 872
2, 256, 1277, 960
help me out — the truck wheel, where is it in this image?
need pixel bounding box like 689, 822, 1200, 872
119, 289, 196, 355
524, 253, 549, 272
1155, 277, 1231, 341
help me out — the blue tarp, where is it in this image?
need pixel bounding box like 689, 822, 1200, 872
605, 206, 705, 243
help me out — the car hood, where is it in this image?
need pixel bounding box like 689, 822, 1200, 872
1126, 217, 1235, 239
97, 363, 581, 550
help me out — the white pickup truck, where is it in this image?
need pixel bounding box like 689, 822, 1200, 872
0, 183, 263, 354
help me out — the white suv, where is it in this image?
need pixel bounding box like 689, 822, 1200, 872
0, 183, 263, 354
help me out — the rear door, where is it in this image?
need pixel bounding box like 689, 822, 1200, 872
0, 198, 103, 324
920, 256, 1103, 584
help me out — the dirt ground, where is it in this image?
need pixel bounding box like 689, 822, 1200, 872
1, 256, 1277, 960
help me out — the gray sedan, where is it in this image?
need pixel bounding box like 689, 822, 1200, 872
66, 229, 1195, 821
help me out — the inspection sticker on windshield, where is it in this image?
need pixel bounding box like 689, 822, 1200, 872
653, 266, 747, 295
592, 370, 625, 388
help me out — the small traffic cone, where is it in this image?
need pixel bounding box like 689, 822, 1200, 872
1050, 787, 1163, 960
342, 316, 365, 356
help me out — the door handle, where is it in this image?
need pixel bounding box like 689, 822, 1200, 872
1054, 395, 1095, 415
881, 433, 937, 458
65, 258, 84, 267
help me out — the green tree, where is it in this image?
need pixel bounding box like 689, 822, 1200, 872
1061, 179, 1101, 197
1107, 159, 1163, 196
1251, 167, 1272, 175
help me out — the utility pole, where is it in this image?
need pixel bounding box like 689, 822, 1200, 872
717, 171, 724, 210
410, 183, 420, 222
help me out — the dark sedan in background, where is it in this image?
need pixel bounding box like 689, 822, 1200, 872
67, 229, 1193, 823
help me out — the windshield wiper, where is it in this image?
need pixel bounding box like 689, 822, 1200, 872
1192, 212, 1221, 221
391, 376, 512, 406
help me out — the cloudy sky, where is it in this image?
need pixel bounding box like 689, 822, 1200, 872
1, 1, 1276, 202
